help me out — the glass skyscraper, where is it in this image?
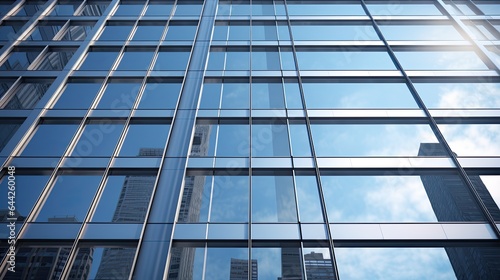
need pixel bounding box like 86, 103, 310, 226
0, 0, 499, 279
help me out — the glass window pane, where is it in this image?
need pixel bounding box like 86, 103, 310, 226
14, 4, 42, 16
116, 51, 155, 70
98, 25, 133, 41
303, 248, 335, 279
96, 83, 141, 110
477, 4, 500, 16
252, 247, 303, 279
153, 50, 190, 71
284, 82, 302, 109
287, 4, 365, 16
321, 174, 486, 222
252, 123, 290, 157
133, 25, 165, 41
336, 248, 456, 279
0, 23, 24, 41
190, 124, 216, 157
178, 175, 211, 223
59, 25, 93, 41
71, 122, 124, 157
3, 82, 51, 109
27, 25, 63, 41
21, 124, 78, 157
0, 174, 50, 221
210, 176, 248, 222
226, 51, 250, 70
252, 24, 277, 41
165, 25, 197, 41
367, 4, 443, 15
0, 122, 22, 152
0, 50, 41, 71
49, 2, 81, 16
380, 25, 464, 41
138, 83, 181, 109
167, 246, 205, 279
297, 51, 395, 70
34, 50, 75, 71
113, 4, 144, 16
395, 51, 488, 70
144, 3, 173, 16
36, 175, 102, 222
5, 246, 71, 280
92, 175, 156, 222
79, 51, 119, 70
251, 82, 285, 109
303, 83, 418, 109
199, 82, 221, 109
311, 124, 439, 157
413, 83, 500, 109
119, 124, 170, 156
295, 176, 323, 222
221, 83, 249, 109
174, 4, 202, 17
292, 24, 379, 41
205, 248, 248, 279
79, 2, 108, 16
217, 124, 249, 157
70, 246, 136, 279
252, 176, 297, 222
53, 82, 102, 109
252, 50, 281, 70
438, 124, 500, 156
289, 124, 311, 157
470, 175, 500, 221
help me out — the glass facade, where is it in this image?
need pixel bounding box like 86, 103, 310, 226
0, 0, 499, 279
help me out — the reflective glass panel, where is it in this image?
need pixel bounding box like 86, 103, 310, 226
53, 82, 102, 109
205, 248, 248, 279
380, 24, 464, 40
49, 2, 81, 16
36, 174, 102, 222
178, 175, 211, 222
144, 3, 173, 16
295, 176, 323, 222
132, 25, 165, 41
221, 83, 250, 109
303, 83, 417, 109
167, 246, 205, 279
116, 51, 155, 70
311, 124, 439, 157
477, 4, 500, 16
303, 248, 335, 279
92, 175, 156, 222
4, 246, 71, 280
0, 50, 41, 71
70, 246, 136, 279
336, 248, 456, 279
71, 122, 124, 157
289, 124, 312, 157
252, 176, 297, 222
217, 124, 249, 157
252, 123, 290, 157
252, 23, 278, 41
366, 4, 443, 15
27, 25, 63, 40
34, 50, 75, 71
199, 82, 221, 109
13, 4, 42, 16
165, 25, 198, 41
0, 175, 50, 221
414, 83, 500, 109
251, 82, 284, 109
296, 51, 395, 70
174, 4, 202, 16
78, 51, 119, 70
113, 3, 144, 16
210, 176, 248, 222
0, 23, 24, 41
138, 83, 181, 109
119, 124, 170, 156
438, 124, 500, 156
292, 24, 379, 41
21, 124, 78, 157
96, 82, 141, 110
79, 2, 108, 16
252, 50, 281, 70
0, 122, 21, 152
468, 175, 500, 221
59, 25, 93, 41
287, 4, 365, 16
395, 51, 489, 70
153, 50, 190, 71
3, 82, 51, 109
252, 247, 303, 279
98, 25, 133, 41
190, 124, 216, 157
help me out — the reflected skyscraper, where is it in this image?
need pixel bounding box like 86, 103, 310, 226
419, 143, 500, 279
230, 258, 257, 280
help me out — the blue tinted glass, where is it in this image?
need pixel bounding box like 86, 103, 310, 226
252, 123, 290, 157
92, 175, 155, 222
79, 51, 119, 70
199, 83, 221, 109
311, 124, 439, 157
116, 52, 155, 70
221, 83, 249, 109
437, 124, 500, 157
27, 25, 62, 40
133, 25, 165, 41
297, 51, 395, 70
72, 247, 136, 279
231, 4, 250, 16
380, 25, 463, 40
144, 3, 173, 16
53, 83, 102, 109
252, 24, 277, 41
289, 124, 311, 156
165, 25, 197, 41
210, 176, 249, 222
71, 122, 124, 157
336, 248, 455, 279
251, 83, 284, 109
0, 51, 41, 71
226, 51, 250, 70
284, 82, 302, 109
0, 175, 50, 220
252, 176, 297, 222
414, 83, 500, 109
21, 124, 78, 157
174, 4, 202, 16
154, 51, 190, 71
295, 176, 323, 222
287, 4, 365, 16
205, 248, 248, 279
217, 124, 249, 157
96, 83, 141, 109
252, 50, 281, 70
138, 83, 182, 109
119, 124, 170, 156
36, 175, 102, 222
60, 25, 93, 41
252, 4, 275, 16
366, 4, 443, 15
190, 124, 217, 157
3, 82, 51, 110
178, 175, 211, 222
303, 83, 418, 109
49, 3, 80, 16
113, 4, 144, 16
98, 25, 133, 41
292, 24, 379, 41
229, 25, 250, 41
395, 51, 488, 70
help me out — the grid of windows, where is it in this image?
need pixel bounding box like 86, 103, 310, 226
0, 0, 499, 279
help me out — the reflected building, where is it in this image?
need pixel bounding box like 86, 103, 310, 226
230, 258, 257, 280
419, 143, 500, 279
303, 252, 335, 280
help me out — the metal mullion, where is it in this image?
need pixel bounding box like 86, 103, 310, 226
248, 0, 253, 279
361, 0, 500, 239
282, 0, 341, 279
0, 76, 23, 108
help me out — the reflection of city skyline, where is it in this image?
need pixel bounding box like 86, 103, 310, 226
418, 143, 500, 279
